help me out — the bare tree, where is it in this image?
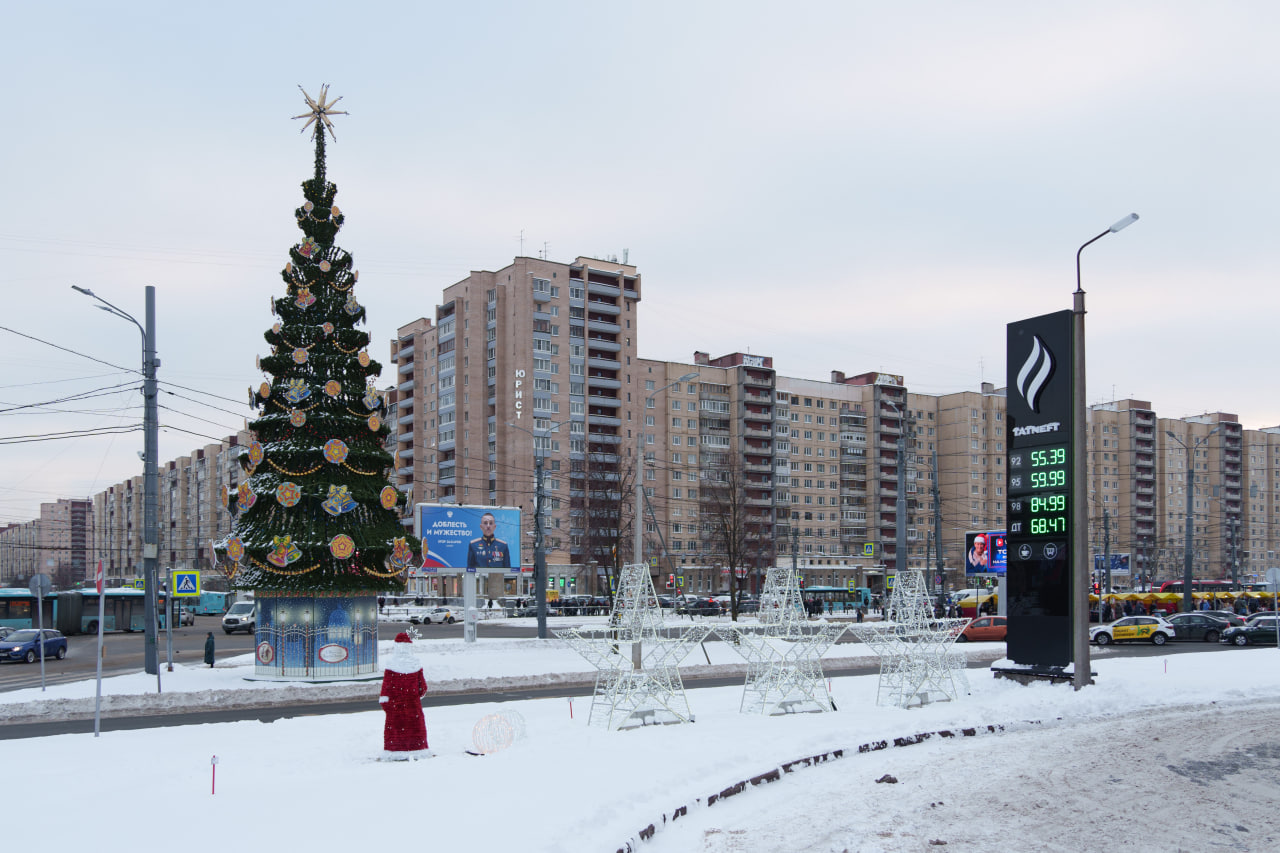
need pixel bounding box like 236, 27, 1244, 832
575, 449, 639, 606
698, 459, 774, 620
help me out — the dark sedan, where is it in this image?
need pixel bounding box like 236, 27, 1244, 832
3, 628, 68, 663
1221, 616, 1280, 646
1164, 613, 1230, 643
678, 599, 722, 616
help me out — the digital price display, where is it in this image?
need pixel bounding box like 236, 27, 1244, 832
1007, 443, 1070, 537
1006, 309, 1075, 669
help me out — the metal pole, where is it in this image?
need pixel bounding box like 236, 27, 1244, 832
534, 453, 547, 639
1071, 285, 1091, 689
634, 423, 645, 565
932, 449, 945, 610
142, 286, 160, 682
1103, 509, 1111, 599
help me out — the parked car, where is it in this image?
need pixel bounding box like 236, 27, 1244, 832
1221, 616, 1280, 646
678, 598, 722, 616
416, 607, 457, 625
955, 615, 1007, 643
1201, 610, 1248, 628
1163, 612, 1230, 643
1090, 616, 1174, 646
0, 626, 16, 641
3, 628, 68, 663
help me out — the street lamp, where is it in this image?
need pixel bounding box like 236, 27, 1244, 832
508, 417, 571, 639
1166, 426, 1219, 613
73, 285, 160, 680
880, 398, 910, 583
635, 373, 699, 566
1071, 212, 1138, 690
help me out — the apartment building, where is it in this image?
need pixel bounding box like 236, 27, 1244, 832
390, 256, 641, 599
91, 432, 249, 587
0, 498, 92, 588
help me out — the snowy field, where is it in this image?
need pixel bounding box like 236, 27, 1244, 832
3, 638, 1280, 852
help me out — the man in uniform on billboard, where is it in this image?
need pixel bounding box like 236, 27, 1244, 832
466, 512, 511, 570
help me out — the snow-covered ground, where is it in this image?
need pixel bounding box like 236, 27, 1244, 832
3, 635, 1279, 852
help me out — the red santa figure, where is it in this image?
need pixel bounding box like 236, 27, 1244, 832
379, 632, 428, 756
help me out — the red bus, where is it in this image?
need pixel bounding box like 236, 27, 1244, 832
1158, 580, 1234, 595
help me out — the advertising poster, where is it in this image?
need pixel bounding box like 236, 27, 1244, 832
415, 504, 523, 573
965, 530, 1007, 576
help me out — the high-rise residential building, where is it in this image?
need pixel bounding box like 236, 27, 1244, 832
92, 432, 248, 588
0, 498, 92, 588
391, 256, 641, 599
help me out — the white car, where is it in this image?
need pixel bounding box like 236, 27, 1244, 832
411, 606, 456, 625
1090, 616, 1175, 646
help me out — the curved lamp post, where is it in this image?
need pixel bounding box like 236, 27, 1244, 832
72, 285, 160, 681
634, 373, 699, 568
1071, 213, 1138, 689
508, 417, 572, 639
1166, 427, 1219, 614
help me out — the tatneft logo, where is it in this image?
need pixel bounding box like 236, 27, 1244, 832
1015, 334, 1055, 413
1012, 421, 1062, 437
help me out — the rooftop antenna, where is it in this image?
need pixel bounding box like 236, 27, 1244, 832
623, 248, 629, 264
518, 229, 525, 257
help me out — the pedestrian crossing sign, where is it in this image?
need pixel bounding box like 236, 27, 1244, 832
172, 570, 200, 596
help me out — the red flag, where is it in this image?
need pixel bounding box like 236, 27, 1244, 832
95, 559, 104, 594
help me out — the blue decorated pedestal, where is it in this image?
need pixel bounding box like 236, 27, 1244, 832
252, 592, 379, 680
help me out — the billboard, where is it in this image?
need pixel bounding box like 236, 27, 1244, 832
414, 504, 523, 574
1093, 553, 1131, 576
965, 531, 1007, 576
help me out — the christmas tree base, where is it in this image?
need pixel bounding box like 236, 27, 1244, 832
251, 592, 379, 680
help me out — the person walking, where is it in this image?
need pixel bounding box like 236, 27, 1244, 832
204, 631, 216, 668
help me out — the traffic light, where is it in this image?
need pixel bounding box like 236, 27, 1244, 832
1093, 582, 1101, 595
665, 574, 674, 589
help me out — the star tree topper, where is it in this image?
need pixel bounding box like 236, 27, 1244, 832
293, 84, 348, 140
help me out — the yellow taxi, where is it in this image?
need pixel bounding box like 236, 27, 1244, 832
1090, 615, 1175, 646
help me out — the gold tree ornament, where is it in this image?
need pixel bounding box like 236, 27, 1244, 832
293, 84, 348, 141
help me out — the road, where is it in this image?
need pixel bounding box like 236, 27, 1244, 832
0, 612, 1238, 695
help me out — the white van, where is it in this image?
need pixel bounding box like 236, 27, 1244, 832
222, 600, 257, 634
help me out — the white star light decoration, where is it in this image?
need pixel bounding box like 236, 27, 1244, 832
846, 569, 970, 708
723, 566, 845, 715
293, 84, 348, 140
556, 564, 711, 730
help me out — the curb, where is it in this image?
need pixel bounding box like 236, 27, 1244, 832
614, 717, 1048, 852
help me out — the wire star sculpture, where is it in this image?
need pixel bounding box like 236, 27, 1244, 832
556, 563, 711, 730
723, 566, 845, 715
846, 569, 970, 708
293, 84, 348, 140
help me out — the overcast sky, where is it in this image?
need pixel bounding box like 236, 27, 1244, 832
2, 1, 1277, 525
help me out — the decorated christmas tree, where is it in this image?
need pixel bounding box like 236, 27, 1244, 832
213, 87, 417, 676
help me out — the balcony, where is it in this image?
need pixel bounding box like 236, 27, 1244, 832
586, 298, 620, 315
397, 448, 414, 460
398, 413, 415, 425
397, 361, 414, 375
397, 344, 414, 360
587, 432, 622, 444
743, 426, 772, 440
587, 280, 621, 298
588, 413, 622, 427
588, 394, 621, 409
587, 336, 621, 352
397, 378, 415, 393
587, 317, 621, 335
587, 375, 621, 390
588, 355, 621, 370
